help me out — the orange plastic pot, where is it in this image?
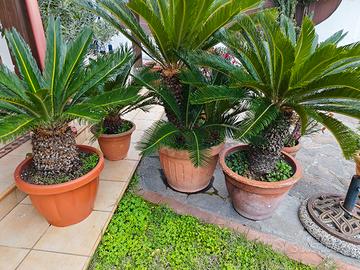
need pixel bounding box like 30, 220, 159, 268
355, 153, 360, 175
95, 122, 135, 161
283, 141, 301, 158
159, 144, 224, 193
220, 145, 302, 221
14, 145, 104, 227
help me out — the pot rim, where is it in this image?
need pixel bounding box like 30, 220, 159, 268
283, 141, 301, 151
159, 143, 225, 160
14, 145, 104, 195
91, 121, 136, 138
219, 144, 302, 189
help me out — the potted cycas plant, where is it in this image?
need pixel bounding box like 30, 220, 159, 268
83, 0, 262, 193
1, 18, 140, 227
188, 12, 360, 220
135, 64, 244, 193
90, 48, 154, 161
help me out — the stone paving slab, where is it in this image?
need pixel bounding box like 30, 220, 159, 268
137, 115, 360, 269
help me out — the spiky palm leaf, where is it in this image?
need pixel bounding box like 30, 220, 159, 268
81, 0, 263, 69
188, 12, 360, 167
0, 18, 142, 143
135, 63, 244, 167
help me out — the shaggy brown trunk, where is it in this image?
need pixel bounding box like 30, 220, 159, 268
32, 125, 80, 177
161, 69, 183, 128
247, 112, 292, 178
103, 113, 123, 134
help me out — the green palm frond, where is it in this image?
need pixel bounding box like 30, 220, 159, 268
137, 120, 180, 155
5, 30, 44, 93
307, 110, 359, 159
57, 27, 93, 107
83, 0, 262, 68
68, 49, 134, 104
0, 114, 36, 142
319, 30, 346, 47
0, 65, 27, 100
43, 17, 63, 115
191, 85, 249, 104
235, 98, 279, 142
186, 11, 360, 159
184, 130, 211, 167
133, 70, 181, 120
0, 16, 145, 143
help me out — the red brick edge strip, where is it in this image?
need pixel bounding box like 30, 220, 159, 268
0, 134, 31, 159
136, 189, 359, 270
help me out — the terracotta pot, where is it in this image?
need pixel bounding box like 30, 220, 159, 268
355, 153, 360, 175
283, 141, 301, 157
265, 0, 342, 25
94, 122, 135, 161
219, 145, 302, 221
14, 145, 104, 227
159, 144, 224, 193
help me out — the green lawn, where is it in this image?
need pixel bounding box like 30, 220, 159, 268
89, 180, 313, 270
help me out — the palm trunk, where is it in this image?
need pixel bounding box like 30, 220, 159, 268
32, 125, 80, 177
161, 70, 183, 128
247, 112, 292, 178
103, 113, 123, 134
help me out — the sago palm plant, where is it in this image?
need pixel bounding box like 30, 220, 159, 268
0, 18, 141, 179
90, 47, 154, 136
188, 12, 360, 177
135, 62, 245, 166
81, 0, 262, 127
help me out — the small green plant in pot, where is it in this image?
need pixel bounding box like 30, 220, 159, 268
0, 18, 140, 226
135, 64, 244, 193
90, 48, 154, 161
189, 12, 360, 219
84, 0, 262, 193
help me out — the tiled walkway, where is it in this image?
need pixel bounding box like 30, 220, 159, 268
0, 106, 164, 270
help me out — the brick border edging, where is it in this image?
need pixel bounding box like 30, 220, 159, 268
136, 189, 359, 270
0, 134, 31, 159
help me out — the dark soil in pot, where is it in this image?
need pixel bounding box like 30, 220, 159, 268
21, 150, 99, 185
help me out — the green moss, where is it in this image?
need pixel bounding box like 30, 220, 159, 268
225, 150, 294, 182
81, 153, 100, 174
89, 190, 312, 270
25, 152, 99, 185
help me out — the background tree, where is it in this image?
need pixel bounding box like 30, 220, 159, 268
39, 0, 116, 52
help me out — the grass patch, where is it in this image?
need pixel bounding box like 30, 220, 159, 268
89, 181, 312, 269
